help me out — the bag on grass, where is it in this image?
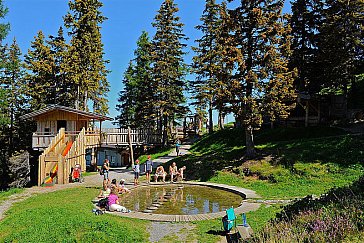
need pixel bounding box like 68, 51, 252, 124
97, 198, 108, 208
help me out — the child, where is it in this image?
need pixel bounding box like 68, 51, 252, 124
118, 179, 130, 193
108, 187, 129, 212
145, 155, 153, 184
133, 159, 140, 186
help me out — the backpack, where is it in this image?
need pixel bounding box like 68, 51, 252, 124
97, 198, 109, 209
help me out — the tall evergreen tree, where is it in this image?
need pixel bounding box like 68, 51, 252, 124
192, 0, 221, 133
116, 61, 137, 128
0, 0, 10, 188
3, 38, 27, 153
290, 0, 323, 93
151, 0, 188, 145
228, 0, 296, 157
47, 27, 71, 107
317, 0, 364, 95
64, 0, 110, 114
24, 31, 55, 109
132, 31, 156, 128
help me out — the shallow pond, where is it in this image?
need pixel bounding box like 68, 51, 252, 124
119, 184, 243, 215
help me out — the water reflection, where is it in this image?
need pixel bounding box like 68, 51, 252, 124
120, 185, 242, 215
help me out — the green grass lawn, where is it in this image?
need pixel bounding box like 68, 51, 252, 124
0, 187, 149, 242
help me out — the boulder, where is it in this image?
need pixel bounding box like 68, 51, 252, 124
8, 151, 31, 188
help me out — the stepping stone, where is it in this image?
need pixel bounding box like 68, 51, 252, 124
147, 206, 159, 210
152, 203, 161, 207
143, 209, 153, 213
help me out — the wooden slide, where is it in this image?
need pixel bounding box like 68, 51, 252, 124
42, 141, 73, 186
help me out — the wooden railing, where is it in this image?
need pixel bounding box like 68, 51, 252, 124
38, 128, 67, 186
101, 128, 161, 145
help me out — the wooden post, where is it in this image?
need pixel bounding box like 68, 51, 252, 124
58, 155, 64, 184
128, 126, 134, 167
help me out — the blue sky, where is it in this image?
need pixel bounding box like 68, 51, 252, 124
3, 0, 291, 127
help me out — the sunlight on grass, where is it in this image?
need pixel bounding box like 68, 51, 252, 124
0, 187, 149, 242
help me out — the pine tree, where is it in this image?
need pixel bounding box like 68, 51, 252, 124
290, 0, 323, 93
64, 0, 110, 114
2, 38, 28, 153
133, 31, 156, 128
192, 0, 221, 133
317, 0, 364, 95
0, 0, 10, 187
151, 0, 188, 145
228, 0, 296, 157
116, 61, 137, 128
24, 31, 55, 109
47, 27, 71, 107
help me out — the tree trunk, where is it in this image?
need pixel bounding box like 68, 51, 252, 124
209, 97, 213, 133
245, 125, 256, 158
162, 115, 168, 146
305, 101, 309, 127
218, 112, 224, 130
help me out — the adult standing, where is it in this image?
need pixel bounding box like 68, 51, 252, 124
145, 155, 153, 184
102, 159, 110, 185
175, 139, 181, 156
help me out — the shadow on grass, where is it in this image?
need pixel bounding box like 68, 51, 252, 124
163, 127, 363, 181
268, 135, 364, 167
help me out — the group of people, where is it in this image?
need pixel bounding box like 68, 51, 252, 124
98, 149, 187, 213
132, 156, 186, 184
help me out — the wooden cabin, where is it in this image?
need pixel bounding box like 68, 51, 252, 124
20, 104, 112, 150
21, 105, 112, 186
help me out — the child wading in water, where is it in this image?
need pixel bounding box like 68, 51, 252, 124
145, 155, 153, 184
133, 159, 140, 186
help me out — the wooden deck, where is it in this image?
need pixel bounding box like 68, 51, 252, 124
32, 128, 162, 150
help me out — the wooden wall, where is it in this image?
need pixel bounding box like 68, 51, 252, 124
35, 111, 90, 134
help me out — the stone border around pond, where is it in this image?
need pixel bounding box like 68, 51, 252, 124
95, 181, 262, 222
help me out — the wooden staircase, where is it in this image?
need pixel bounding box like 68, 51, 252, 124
38, 127, 101, 186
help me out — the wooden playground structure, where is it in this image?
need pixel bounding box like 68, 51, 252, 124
21, 105, 161, 186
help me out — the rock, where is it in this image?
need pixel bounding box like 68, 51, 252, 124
8, 151, 31, 188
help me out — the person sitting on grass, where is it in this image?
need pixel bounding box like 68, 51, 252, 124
111, 178, 118, 189
154, 165, 166, 183
98, 181, 111, 198
118, 179, 130, 193
169, 162, 179, 182
108, 187, 130, 212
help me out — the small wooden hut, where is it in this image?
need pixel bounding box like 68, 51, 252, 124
21, 105, 112, 185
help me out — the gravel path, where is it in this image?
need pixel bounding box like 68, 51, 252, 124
149, 222, 196, 243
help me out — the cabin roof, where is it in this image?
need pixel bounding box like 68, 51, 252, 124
20, 104, 113, 121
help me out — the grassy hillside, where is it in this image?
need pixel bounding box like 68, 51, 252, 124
250, 176, 364, 242
169, 126, 364, 199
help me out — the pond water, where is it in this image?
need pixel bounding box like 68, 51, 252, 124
119, 185, 243, 215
